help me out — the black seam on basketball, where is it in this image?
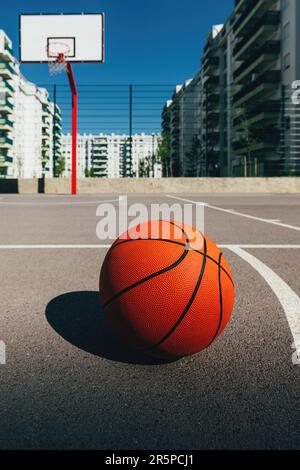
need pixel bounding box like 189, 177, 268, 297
108, 237, 234, 286
111, 221, 189, 252
145, 237, 208, 352
208, 252, 224, 347
102, 223, 190, 309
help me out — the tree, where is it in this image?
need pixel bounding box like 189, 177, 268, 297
233, 105, 261, 177
184, 135, 201, 176
85, 168, 96, 177
157, 132, 171, 177
55, 156, 65, 177
138, 158, 146, 177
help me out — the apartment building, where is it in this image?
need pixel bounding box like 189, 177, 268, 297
62, 134, 93, 178
62, 133, 161, 179
163, 0, 300, 177
119, 133, 160, 178
0, 31, 15, 177
0, 30, 62, 178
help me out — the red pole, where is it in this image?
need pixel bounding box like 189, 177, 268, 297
66, 63, 78, 195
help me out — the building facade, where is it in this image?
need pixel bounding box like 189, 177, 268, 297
62, 133, 93, 179
163, 0, 300, 177
0, 30, 62, 178
62, 133, 161, 179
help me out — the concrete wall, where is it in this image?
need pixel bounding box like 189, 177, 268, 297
0, 178, 38, 193
1, 177, 300, 194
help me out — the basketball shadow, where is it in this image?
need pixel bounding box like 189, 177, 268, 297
45, 291, 168, 365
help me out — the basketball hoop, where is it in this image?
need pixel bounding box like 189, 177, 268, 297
20, 13, 105, 196
46, 42, 70, 76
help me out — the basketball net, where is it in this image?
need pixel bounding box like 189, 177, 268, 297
48, 53, 67, 76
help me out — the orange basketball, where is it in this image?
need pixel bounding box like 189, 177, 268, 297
100, 220, 235, 360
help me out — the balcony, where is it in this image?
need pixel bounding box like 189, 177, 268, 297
234, 0, 278, 33
0, 79, 15, 97
202, 44, 218, 61
233, 70, 281, 104
233, 128, 280, 150
204, 75, 220, 87
0, 136, 13, 147
93, 145, 108, 150
0, 99, 13, 113
0, 43, 14, 61
0, 153, 13, 166
234, 0, 258, 14
93, 162, 108, 167
0, 62, 15, 80
92, 155, 108, 161
0, 117, 13, 129
248, 99, 280, 118
234, 11, 280, 59
233, 40, 280, 80
42, 106, 50, 115
233, 100, 280, 126
202, 55, 219, 71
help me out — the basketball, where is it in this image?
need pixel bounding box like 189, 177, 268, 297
100, 220, 235, 360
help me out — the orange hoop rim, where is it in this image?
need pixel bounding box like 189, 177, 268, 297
46, 41, 71, 62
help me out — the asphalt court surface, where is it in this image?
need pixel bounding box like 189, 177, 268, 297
0, 193, 299, 449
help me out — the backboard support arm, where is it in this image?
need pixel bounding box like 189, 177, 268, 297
66, 62, 77, 195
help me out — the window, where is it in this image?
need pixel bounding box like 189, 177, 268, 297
284, 53, 291, 69
283, 22, 290, 41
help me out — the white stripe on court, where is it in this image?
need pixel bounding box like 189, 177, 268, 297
220, 245, 300, 249
228, 245, 300, 363
0, 245, 111, 249
0, 244, 299, 250
166, 194, 300, 232
0, 198, 119, 206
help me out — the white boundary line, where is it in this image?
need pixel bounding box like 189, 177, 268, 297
0, 198, 119, 206
167, 194, 300, 232
0, 245, 111, 249
0, 244, 299, 250
228, 246, 300, 363
221, 245, 300, 249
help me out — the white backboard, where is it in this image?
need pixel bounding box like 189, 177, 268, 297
19, 13, 104, 63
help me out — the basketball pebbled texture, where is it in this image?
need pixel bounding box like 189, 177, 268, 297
99, 220, 235, 359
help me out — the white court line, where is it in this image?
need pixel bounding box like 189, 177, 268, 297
167, 194, 300, 232
0, 198, 119, 206
221, 245, 300, 249
0, 244, 300, 250
0, 245, 111, 249
228, 246, 300, 364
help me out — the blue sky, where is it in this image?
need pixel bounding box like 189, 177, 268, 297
1, 0, 234, 133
